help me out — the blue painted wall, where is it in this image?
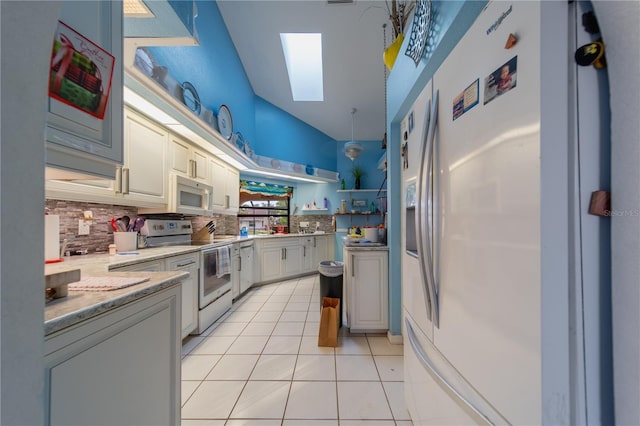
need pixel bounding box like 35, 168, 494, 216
148, 1, 256, 144
254, 97, 336, 171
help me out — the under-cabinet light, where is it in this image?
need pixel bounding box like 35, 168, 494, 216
280, 33, 324, 102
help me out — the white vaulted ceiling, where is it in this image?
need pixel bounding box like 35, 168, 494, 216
216, 0, 393, 142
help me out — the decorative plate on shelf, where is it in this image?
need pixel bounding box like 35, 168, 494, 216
180, 81, 201, 115
234, 132, 245, 151
243, 141, 254, 158
217, 104, 233, 140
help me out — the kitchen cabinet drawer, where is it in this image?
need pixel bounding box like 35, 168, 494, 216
45, 1, 123, 179
110, 258, 166, 272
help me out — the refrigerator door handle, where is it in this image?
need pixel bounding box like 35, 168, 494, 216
405, 318, 495, 425
416, 98, 433, 322
417, 92, 441, 327
427, 90, 440, 327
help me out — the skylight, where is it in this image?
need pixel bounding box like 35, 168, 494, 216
280, 33, 324, 102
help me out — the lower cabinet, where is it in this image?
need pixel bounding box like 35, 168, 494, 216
258, 238, 302, 283
111, 252, 199, 339
301, 237, 315, 273
343, 248, 389, 332
239, 243, 254, 294
166, 252, 200, 339
231, 243, 241, 299
255, 235, 335, 284
44, 285, 181, 426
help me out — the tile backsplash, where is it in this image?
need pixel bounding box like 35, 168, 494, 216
45, 200, 337, 255
46, 200, 237, 255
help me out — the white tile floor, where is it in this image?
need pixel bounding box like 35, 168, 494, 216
180, 274, 413, 426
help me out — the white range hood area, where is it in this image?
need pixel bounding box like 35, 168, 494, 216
122, 38, 339, 184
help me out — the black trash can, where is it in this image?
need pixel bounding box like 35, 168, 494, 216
318, 261, 344, 327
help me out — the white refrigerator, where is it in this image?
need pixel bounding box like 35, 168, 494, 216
401, 1, 611, 424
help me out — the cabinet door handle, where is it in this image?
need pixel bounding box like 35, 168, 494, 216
115, 166, 123, 194
176, 261, 196, 268
193, 160, 198, 178
351, 254, 355, 277
303, 246, 306, 257
281, 248, 285, 260
225, 194, 230, 209
122, 168, 130, 195
239, 256, 242, 271
284, 248, 287, 260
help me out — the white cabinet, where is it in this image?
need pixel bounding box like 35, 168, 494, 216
302, 237, 315, 273
44, 285, 181, 426
169, 134, 208, 183
119, 108, 167, 205
45, 1, 123, 179
45, 107, 168, 208
110, 258, 166, 272
166, 252, 199, 339
111, 252, 198, 339
301, 235, 334, 274
257, 238, 302, 283
343, 248, 389, 332
231, 244, 241, 299
314, 234, 334, 265
210, 157, 239, 214
239, 243, 254, 294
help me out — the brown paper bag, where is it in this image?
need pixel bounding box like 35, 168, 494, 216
318, 297, 340, 347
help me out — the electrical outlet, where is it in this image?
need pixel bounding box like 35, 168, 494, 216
78, 219, 90, 235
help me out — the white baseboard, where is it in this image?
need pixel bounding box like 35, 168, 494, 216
387, 331, 403, 345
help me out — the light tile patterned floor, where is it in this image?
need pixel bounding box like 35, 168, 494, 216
180, 274, 413, 425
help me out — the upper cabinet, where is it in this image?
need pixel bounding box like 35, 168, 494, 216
46, 107, 167, 208
123, 1, 198, 46
45, 1, 123, 179
209, 156, 239, 214
169, 135, 209, 184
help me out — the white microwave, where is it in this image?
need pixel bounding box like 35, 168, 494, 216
141, 174, 213, 216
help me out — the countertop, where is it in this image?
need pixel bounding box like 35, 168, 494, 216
44, 245, 211, 336
343, 244, 389, 251
44, 271, 188, 336
44, 233, 336, 335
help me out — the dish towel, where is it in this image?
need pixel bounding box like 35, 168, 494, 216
217, 246, 231, 277
68, 276, 150, 291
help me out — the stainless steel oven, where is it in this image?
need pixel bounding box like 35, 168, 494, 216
200, 245, 231, 308
196, 243, 232, 333
139, 218, 233, 334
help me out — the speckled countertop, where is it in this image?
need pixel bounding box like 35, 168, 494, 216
44, 271, 187, 336
44, 234, 336, 335
343, 244, 389, 251
44, 244, 205, 336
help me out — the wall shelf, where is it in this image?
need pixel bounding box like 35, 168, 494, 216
301, 208, 328, 211
337, 189, 387, 193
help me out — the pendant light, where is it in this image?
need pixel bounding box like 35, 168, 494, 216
344, 108, 364, 161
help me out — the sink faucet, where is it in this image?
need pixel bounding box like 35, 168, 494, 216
60, 237, 75, 258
